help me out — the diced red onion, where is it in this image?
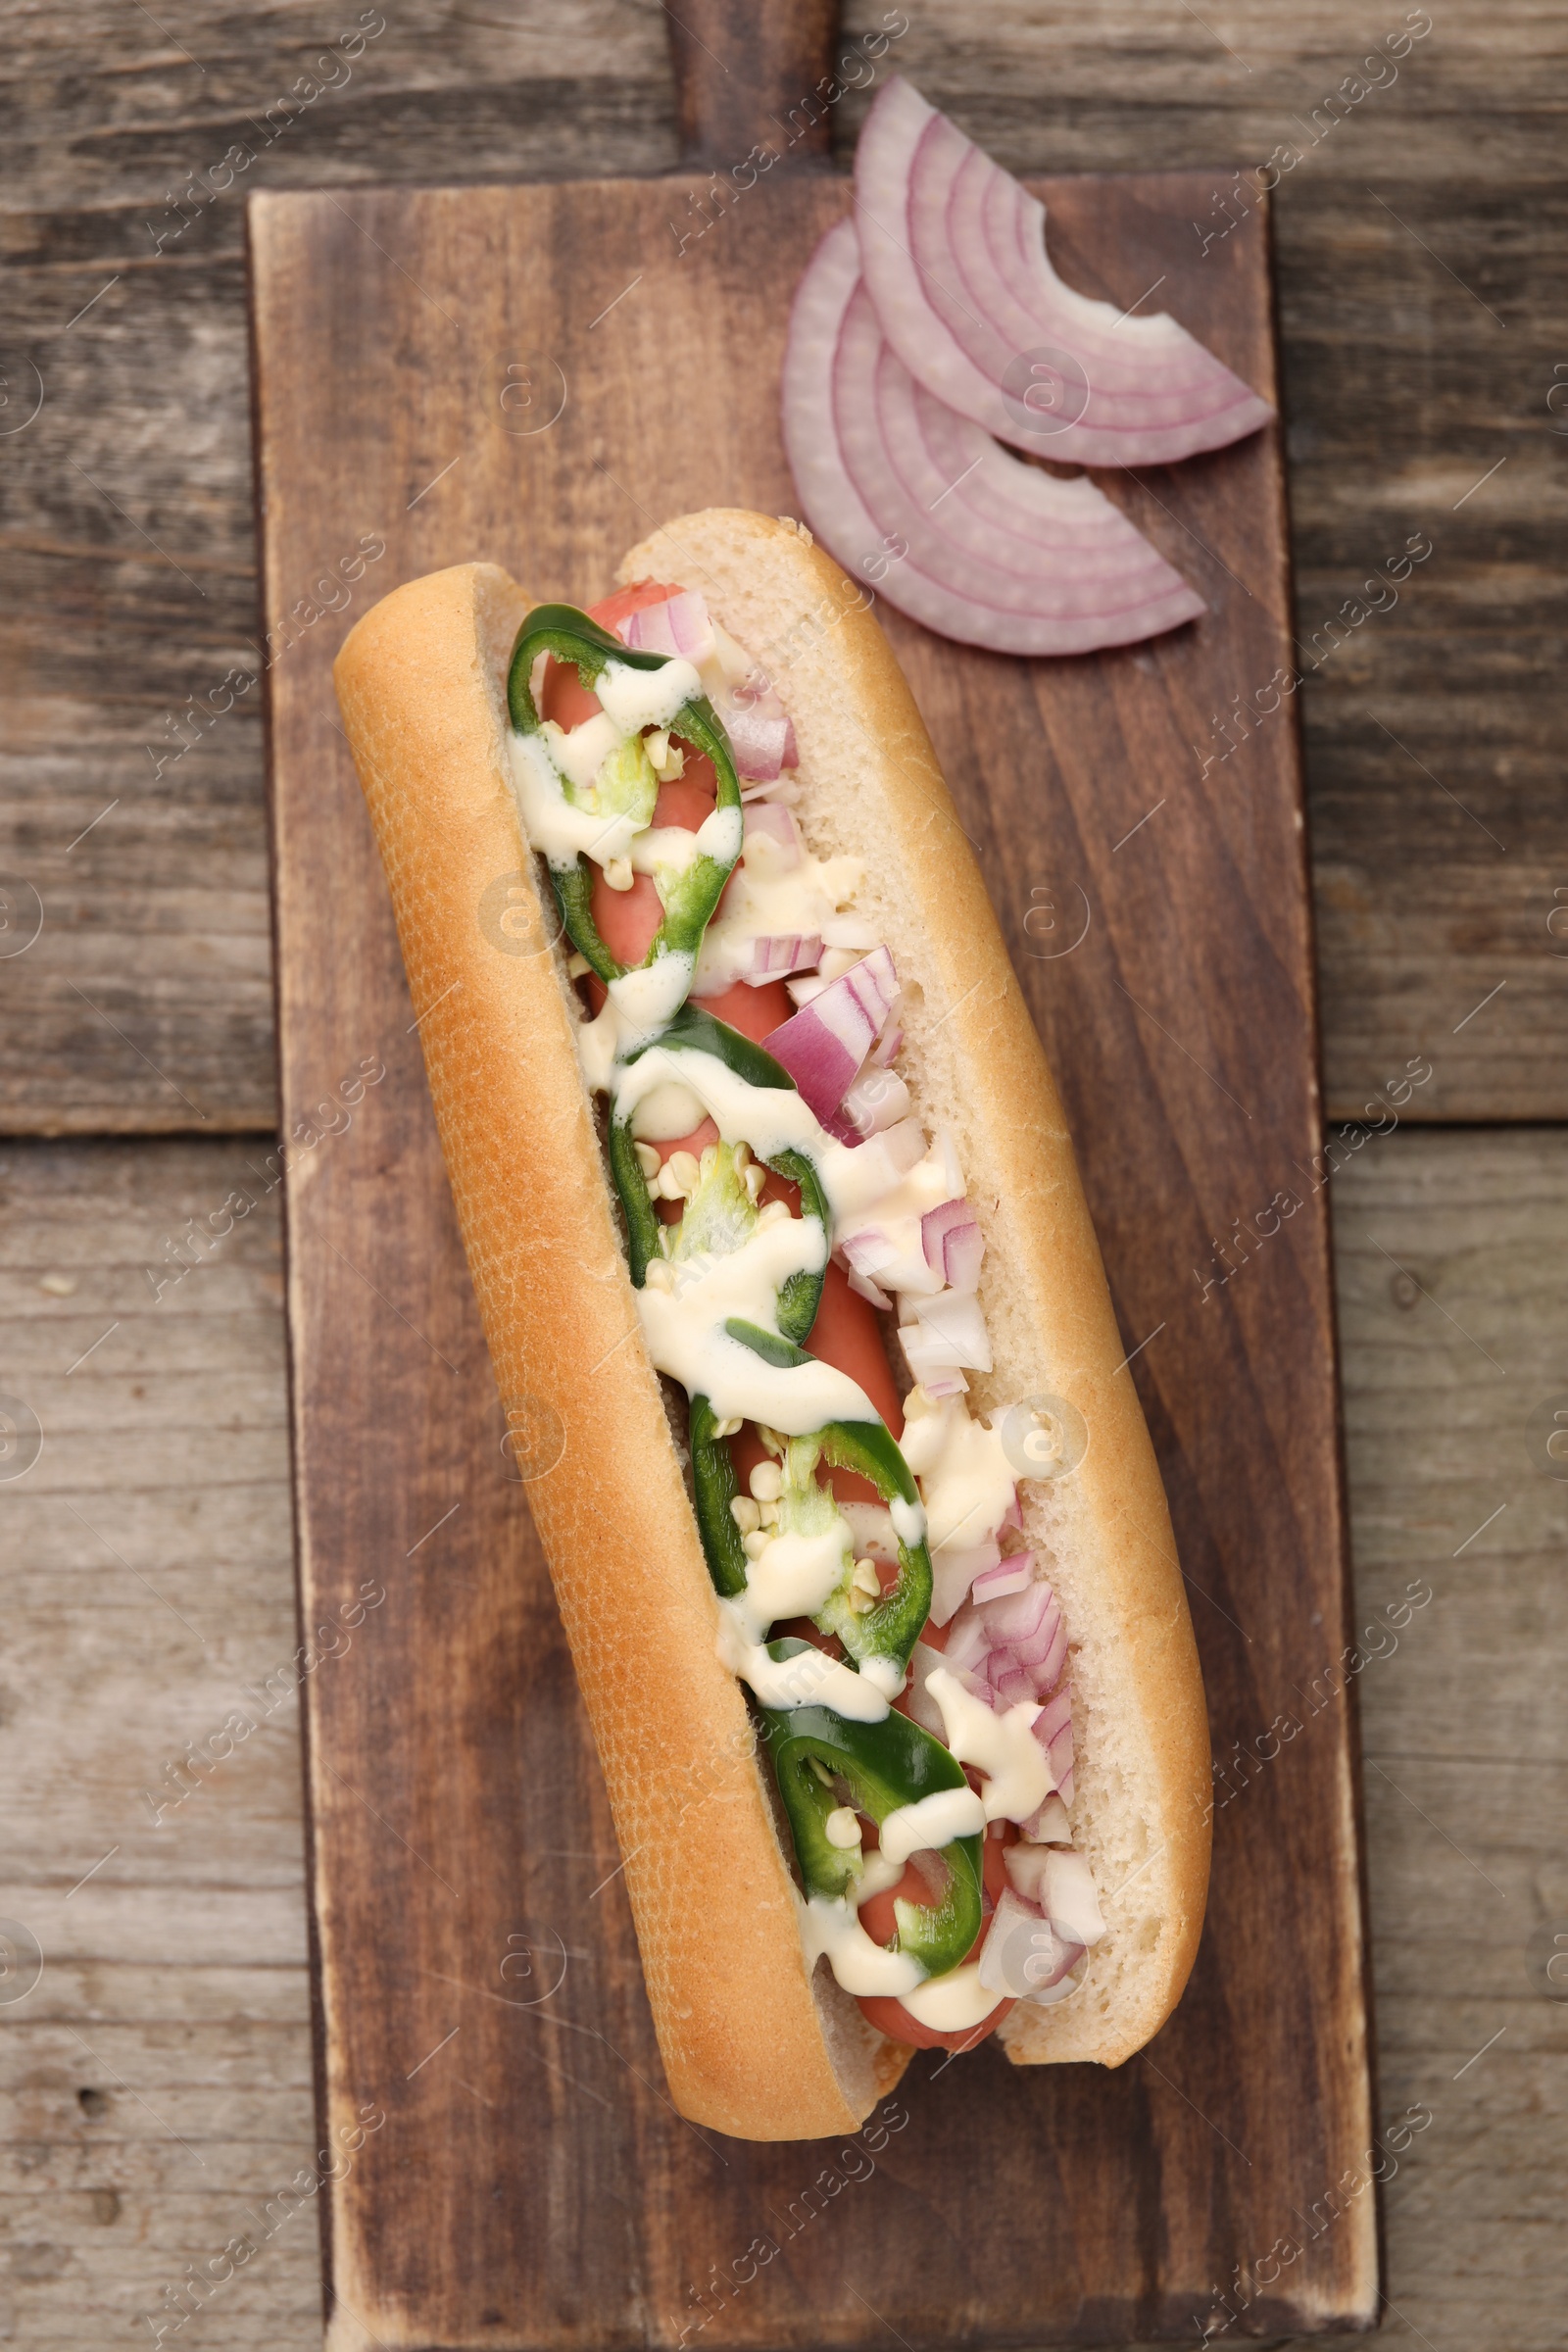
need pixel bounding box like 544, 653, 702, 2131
971, 1553, 1033, 1604
840, 1065, 911, 1140
920, 1197, 985, 1293
947, 1572, 1069, 1709
760, 946, 899, 1122
845, 1263, 893, 1311
901, 1322, 961, 1391
916, 1366, 969, 1402
743, 933, 821, 985
832, 1120, 925, 1215
720, 701, 793, 782
743, 803, 802, 867
944, 1223, 985, 1294
991, 1661, 1037, 1709
781, 218, 1208, 658
906, 1289, 992, 1371
710, 668, 799, 782
929, 1538, 1001, 1627
1003, 1842, 1051, 1904
904, 1640, 949, 1738
1019, 1790, 1072, 1845
976, 1888, 1083, 1998
921, 1197, 969, 1267
1002, 1494, 1023, 1533
855, 78, 1274, 468
1043, 1847, 1105, 1948
872, 1025, 903, 1067
618, 588, 714, 663
786, 972, 829, 1007
1034, 1686, 1074, 1803
979, 1578, 1055, 1654
822, 916, 881, 954
843, 1224, 940, 1297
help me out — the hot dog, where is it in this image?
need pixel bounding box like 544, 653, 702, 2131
332, 509, 1210, 2140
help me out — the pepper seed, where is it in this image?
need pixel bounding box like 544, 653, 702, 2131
749, 1461, 783, 1503
730, 1496, 761, 1533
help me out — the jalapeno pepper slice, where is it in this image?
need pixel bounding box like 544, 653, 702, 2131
759, 1671, 984, 1980
712, 1324, 933, 1674
689, 1394, 749, 1598
609, 1013, 829, 1339
506, 603, 743, 985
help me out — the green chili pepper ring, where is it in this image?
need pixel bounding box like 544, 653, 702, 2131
760, 1674, 984, 1980
609, 1012, 829, 1335
506, 603, 743, 986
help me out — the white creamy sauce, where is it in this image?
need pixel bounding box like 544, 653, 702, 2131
839, 1500, 899, 1558
509, 731, 641, 871
613, 1045, 823, 1168
715, 1607, 890, 1723
926, 1667, 1054, 1824
612, 1046, 936, 1260
888, 1494, 928, 1550
644, 1310, 870, 1435
858, 1653, 907, 1702
539, 710, 621, 792
877, 1786, 985, 1867
608, 952, 695, 1032
836, 1136, 963, 1299
728, 1521, 853, 1647
595, 654, 703, 735
627, 1077, 707, 1141
899, 1960, 1000, 2032
694, 802, 744, 869
796, 1893, 924, 1997
694, 840, 863, 995
633, 1220, 875, 1435
900, 1393, 1019, 1558
628, 825, 705, 879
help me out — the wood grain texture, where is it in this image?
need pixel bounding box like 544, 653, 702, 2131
248, 160, 1373, 2342
0, 1138, 322, 2347
2, 1130, 1564, 2347
666, 0, 840, 165
1, 2, 1566, 1129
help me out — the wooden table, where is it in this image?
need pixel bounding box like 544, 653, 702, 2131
2, 5, 1564, 2346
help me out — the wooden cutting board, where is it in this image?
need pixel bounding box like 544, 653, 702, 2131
248, 11, 1377, 2344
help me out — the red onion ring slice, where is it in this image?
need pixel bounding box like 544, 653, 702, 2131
781, 219, 1204, 656
856, 76, 1274, 467
876, 353, 1190, 600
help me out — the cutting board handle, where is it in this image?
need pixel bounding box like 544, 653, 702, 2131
665, 0, 842, 170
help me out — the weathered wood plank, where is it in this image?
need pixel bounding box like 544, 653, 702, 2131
3, 1129, 1565, 2344
2, 5, 1566, 1127
0, 1139, 322, 2346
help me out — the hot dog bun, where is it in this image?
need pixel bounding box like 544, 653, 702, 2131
333, 514, 1209, 2138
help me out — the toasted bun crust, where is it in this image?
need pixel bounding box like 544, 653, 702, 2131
334, 517, 1209, 2133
